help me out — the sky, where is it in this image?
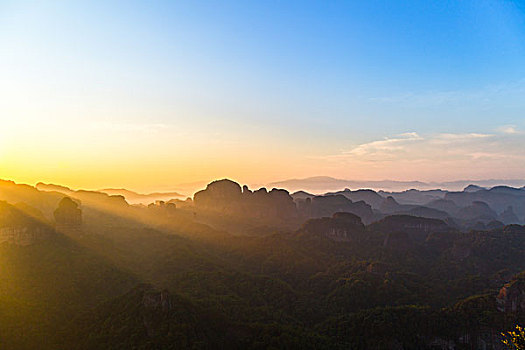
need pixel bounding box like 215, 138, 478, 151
1, 0, 525, 192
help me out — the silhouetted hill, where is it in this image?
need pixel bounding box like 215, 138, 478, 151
379, 196, 405, 213
1, 180, 64, 218
325, 188, 385, 209
445, 187, 525, 222
464, 184, 486, 192
425, 199, 461, 216
192, 179, 299, 234
296, 194, 376, 224
36, 182, 129, 209
378, 189, 447, 205
290, 190, 315, 200
456, 201, 498, 221
402, 206, 451, 221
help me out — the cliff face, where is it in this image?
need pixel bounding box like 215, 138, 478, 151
299, 212, 366, 242
0, 226, 51, 246
370, 215, 450, 241
497, 272, 525, 313
0, 200, 53, 245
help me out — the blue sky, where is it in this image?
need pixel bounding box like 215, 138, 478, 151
1, 1, 525, 190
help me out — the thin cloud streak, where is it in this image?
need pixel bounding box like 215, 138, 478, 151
314, 129, 525, 181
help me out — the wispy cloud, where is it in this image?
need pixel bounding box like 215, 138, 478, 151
318, 130, 525, 180
336, 132, 499, 162
346, 132, 423, 158
497, 124, 521, 134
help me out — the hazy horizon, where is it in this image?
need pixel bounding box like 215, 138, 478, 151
5, 175, 525, 198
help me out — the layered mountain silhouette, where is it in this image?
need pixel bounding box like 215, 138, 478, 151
270, 176, 525, 193
1, 177, 524, 349
36, 182, 184, 205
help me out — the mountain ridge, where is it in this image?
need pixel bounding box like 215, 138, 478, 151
269, 176, 525, 193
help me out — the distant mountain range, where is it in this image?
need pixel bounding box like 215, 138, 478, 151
35, 183, 184, 205
269, 176, 525, 193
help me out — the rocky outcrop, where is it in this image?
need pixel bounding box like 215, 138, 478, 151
194, 179, 297, 221
194, 179, 243, 211
497, 272, 525, 313
54, 197, 82, 234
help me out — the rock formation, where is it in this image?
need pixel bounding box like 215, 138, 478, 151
497, 272, 525, 313
54, 197, 82, 235
193, 179, 297, 221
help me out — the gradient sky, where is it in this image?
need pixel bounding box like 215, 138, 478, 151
1, 0, 525, 192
